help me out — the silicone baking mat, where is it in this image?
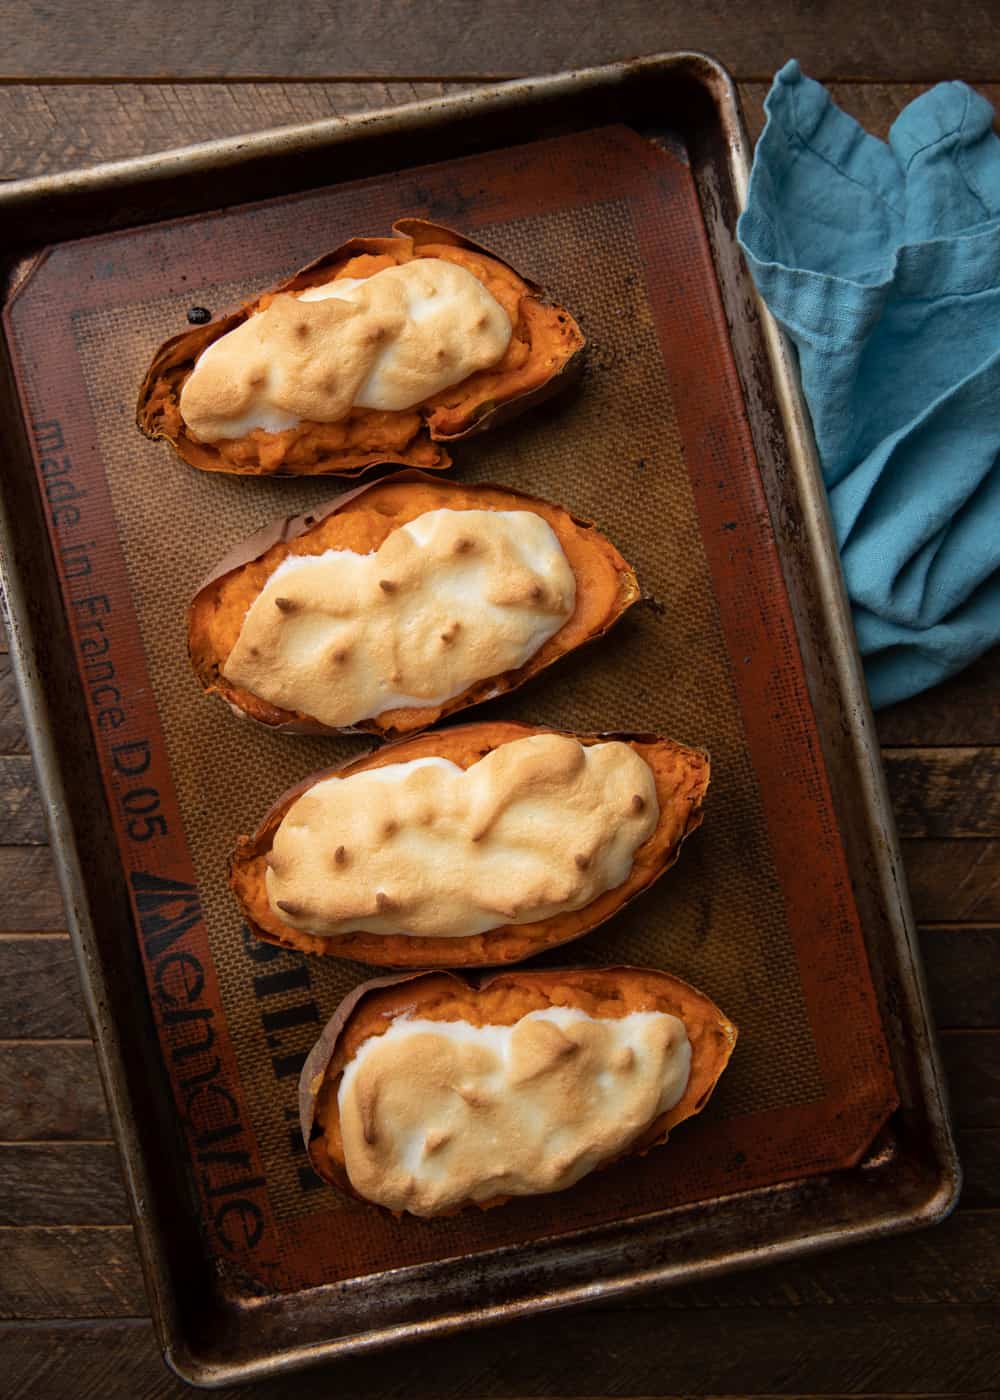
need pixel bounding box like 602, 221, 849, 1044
5, 125, 896, 1293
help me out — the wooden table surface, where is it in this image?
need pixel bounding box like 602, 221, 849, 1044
2, 5, 999, 1396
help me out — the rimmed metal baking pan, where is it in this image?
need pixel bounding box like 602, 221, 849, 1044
0, 52, 959, 1388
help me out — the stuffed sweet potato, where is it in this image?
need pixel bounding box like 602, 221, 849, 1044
229, 722, 710, 967
137, 219, 585, 478
189, 471, 638, 739
299, 965, 737, 1215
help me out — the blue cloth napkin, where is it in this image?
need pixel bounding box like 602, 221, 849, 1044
737, 61, 1000, 709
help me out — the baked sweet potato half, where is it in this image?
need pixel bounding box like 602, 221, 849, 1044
189, 471, 638, 739
137, 218, 585, 478
229, 721, 710, 967
299, 965, 737, 1215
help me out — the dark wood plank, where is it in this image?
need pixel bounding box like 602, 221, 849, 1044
0, 1228, 143, 1320
877, 649, 1000, 748
1, 1308, 999, 1395
0, 1144, 127, 1225
0, 658, 28, 756
884, 749, 1000, 838
2, 2, 999, 82
5, 1209, 999, 1320
0, 1043, 109, 1141
0, 759, 47, 845
919, 926, 1000, 1027
0, 848, 66, 932
0, 81, 465, 181
0, 937, 88, 1038
904, 839, 1000, 922
942, 1031, 1000, 1128
959, 1130, 1000, 1208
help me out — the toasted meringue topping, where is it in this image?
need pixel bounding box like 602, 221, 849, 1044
266, 734, 659, 938
223, 509, 576, 727
337, 1007, 691, 1214
178, 259, 512, 441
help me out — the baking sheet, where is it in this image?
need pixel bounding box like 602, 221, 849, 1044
0, 54, 956, 1385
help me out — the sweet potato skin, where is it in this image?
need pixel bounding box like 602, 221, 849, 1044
229, 721, 710, 968
136, 218, 585, 478
299, 965, 737, 1213
188, 470, 640, 739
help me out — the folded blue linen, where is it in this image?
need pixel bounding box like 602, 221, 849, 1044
737, 61, 1000, 708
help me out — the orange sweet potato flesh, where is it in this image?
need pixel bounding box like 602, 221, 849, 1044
188, 471, 640, 739
299, 966, 738, 1211
229, 721, 710, 968
136, 219, 585, 478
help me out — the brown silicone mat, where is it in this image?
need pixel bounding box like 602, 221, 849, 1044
5, 125, 896, 1294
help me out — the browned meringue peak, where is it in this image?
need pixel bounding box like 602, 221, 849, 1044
178, 259, 512, 442
265, 734, 659, 938
337, 1007, 691, 1215
222, 508, 576, 727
